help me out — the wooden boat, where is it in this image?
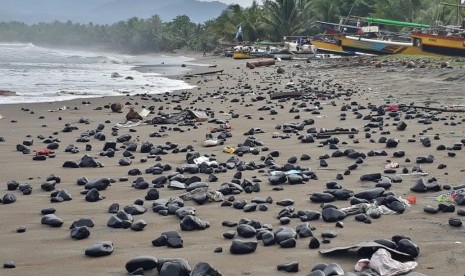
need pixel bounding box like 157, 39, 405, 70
317, 17, 441, 56
337, 35, 438, 56
410, 31, 465, 56
311, 36, 354, 55
271, 50, 293, 60
232, 51, 256, 59
409, 1, 465, 57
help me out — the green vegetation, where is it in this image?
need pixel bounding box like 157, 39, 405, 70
0, 0, 462, 53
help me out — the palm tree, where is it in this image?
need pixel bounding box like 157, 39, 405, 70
261, 0, 313, 41
309, 0, 342, 24
374, 0, 425, 23
212, 1, 264, 43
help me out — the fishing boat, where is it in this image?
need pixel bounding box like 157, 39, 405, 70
232, 45, 274, 59
284, 36, 317, 57
336, 34, 434, 56
311, 35, 354, 56
320, 17, 440, 56
410, 31, 465, 56
232, 51, 256, 59
270, 49, 293, 60
410, 1, 465, 56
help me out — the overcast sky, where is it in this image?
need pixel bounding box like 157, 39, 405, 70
201, 0, 257, 7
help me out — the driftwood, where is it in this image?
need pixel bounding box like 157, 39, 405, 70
246, 58, 275, 69
184, 69, 224, 78
411, 105, 465, 113
270, 91, 305, 100
0, 90, 16, 96
319, 130, 359, 136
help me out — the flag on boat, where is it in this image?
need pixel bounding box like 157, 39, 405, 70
235, 24, 243, 40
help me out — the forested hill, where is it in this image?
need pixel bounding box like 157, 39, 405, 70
0, 0, 462, 54
0, 0, 228, 24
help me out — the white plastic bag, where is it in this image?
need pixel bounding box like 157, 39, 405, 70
368, 248, 418, 276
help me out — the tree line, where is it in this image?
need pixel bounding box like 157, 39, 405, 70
0, 0, 461, 53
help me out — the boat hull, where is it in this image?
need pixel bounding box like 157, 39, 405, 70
232, 52, 256, 59
337, 35, 438, 56
311, 39, 354, 55
411, 32, 465, 57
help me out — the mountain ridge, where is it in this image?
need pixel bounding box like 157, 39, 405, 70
0, 0, 228, 24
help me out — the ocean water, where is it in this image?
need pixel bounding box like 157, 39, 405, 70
0, 43, 200, 104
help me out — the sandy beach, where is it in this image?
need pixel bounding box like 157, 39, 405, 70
1, 53, 465, 275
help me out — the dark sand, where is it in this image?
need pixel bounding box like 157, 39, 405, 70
1, 54, 465, 275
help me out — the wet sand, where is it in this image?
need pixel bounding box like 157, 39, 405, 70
1, 54, 465, 275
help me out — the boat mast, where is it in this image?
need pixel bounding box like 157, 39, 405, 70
457, 0, 460, 26
440, 0, 464, 26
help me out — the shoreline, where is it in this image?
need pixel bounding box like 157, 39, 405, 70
1, 54, 465, 275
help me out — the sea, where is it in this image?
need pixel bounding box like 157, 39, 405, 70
0, 43, 201, 104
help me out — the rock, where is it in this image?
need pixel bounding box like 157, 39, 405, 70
269, 173, 287, 185
355, 214, 368, 222
424, 205, 439, 214
125, 255, 158, 273
41, 207, 56, 215
158, 258, 191, 276
322, 208, 346, 222
124, 204, 147, 215
457, 209, 465, 216
262, 231, 275, 246
191, 262, 222, 276
71, 226, 91, 240
70, 218, 94, 229
296, 223, 313, 238
2, 193, 16, 204
386, 138, 399, 148
110, 102, 122, 112
126, 107, 143, 121
410, 178, 428, 193
167, 237, 184, 248
276, 199, 294, 206
454, 194, 465, 205
7, 180, 19, 191
180, 215, 209, 231
360, 173, 381, 182
3, 261, 15, 268
307, 270, 325, 276
145, 188, 160, 200
230, 239, 258, 254
309, 237, 320, 249
108, 203, 119, 213
79, 155, 101, 168
41, 214, 64, 227
119, 157, 132, 166
85, 178, 111, 191
397, 121, 407, 131
237, 224, 257, 238
397, 239, 419, 258
175, 206, 196, 219
354, 188, 385, 200
322, 263, 345, 276
130, 219, 147, 231
279, 238, 297, 248
243, 203, 257, 212
274, 227, 297, 244
16, 227, 26, 233
85, 188, 103, 202
449, 218, 462, 227
321, 230, 338, 238
288, 174, 303, 184
277, 261, 299, 272
310, 192, 334, 203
